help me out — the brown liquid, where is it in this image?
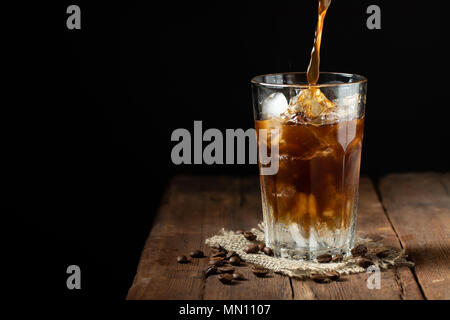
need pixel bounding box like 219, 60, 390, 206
255, 118, 364, 237
307, 0, 332, 85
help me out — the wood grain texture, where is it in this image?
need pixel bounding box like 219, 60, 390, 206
126, 178, 206, 299
127, 174, 448, 300
202, 176, 292, 300
290, 177, 423, 300
442, 172, 450, 196
379, 172, 450, 300
127, 175, 292, 300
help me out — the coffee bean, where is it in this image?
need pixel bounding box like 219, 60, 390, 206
204, 265, 217, 278
257, 243, 266, 251
176, 255, 188, 263
310, 273, 330, 283
243, 231, 257, 241
217, 266, 235, 274
189, 250, 204, 258
210, 256, 226, 261
218, 273, 233, 284
211, 244, 223, 250
331, 254, 343, 263
263, 247, 274, 256
351, 244, 368, 257
325, 271, 340, 281
356, 257, 374, 268
236, 230, 244, 235
232, 272, 245, 280
252, 266, 269, 277
211, 250, 226, 258
317, 254, 332, 263
375, 249, 390, 258
244, 244, 259, 254
209, 257, 226, 266
226, 250, 237, 259
228, 256, 241, 266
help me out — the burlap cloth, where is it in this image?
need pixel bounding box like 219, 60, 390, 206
205, 223, 414, 279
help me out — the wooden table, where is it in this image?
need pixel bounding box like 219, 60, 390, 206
127, 173, 450, 300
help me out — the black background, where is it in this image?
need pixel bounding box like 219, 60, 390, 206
3, 0, 448, 301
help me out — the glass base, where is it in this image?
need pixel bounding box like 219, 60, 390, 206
265, 220, 356, 261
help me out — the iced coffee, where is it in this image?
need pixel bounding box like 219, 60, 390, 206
252, 73, 367, 259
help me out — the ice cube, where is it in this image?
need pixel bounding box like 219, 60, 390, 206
276, 183, 296, 199
261, 93, 288, 118
255, 118, 281, 146
323, 209, 335, 217
293, 192, 308, 218
288, 224, 307, 247
308, 193, 318, 219
288, 88, 335, 119
331, 93, 361, 121
283, 88, 335, 122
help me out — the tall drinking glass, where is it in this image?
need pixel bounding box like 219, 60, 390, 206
251, 72, 367, 260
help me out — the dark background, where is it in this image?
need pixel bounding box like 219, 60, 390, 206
3, 0, 448, 301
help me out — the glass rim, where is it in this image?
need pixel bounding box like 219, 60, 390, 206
251, 72, 367, 88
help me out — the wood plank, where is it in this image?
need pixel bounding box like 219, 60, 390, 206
128, 175, 427, 300
442, 172, 450, 196
126, 177, 207, 299
127, 175, 292, 300
202, 176, 292, 300
290, 177, 423, 300
379, 172, 450, 300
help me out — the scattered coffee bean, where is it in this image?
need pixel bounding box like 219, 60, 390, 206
252, 265, 266, 270
310, 273, 330, 283
252, 266, 269, 277
375, 249, 390, 258
217, 266, 235, 274
211, 250, 226, 258
226, 250, 237, 259
209, 257, 226, 266
228, 256, 241, 266
257, 243, 266, 251
176, 255, 188, 263
210, 256, 225, 261
235, 230, 244, 235
218, 273, 233, 284
204, 265, 217, 278
331, 254, 343, 263
232, 272, 245, 280
243, 231, 257, 241
325, 271, 340, 281
211, 244, 223, 250
351, 244, 368, 257
244, 244, 259, 254
356, 257, 374, 268
317, 254, 332, 263
189, 250, 204, 258
263, 247, 274, 256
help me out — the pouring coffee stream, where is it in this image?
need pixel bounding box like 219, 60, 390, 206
307, 0, 332, 85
